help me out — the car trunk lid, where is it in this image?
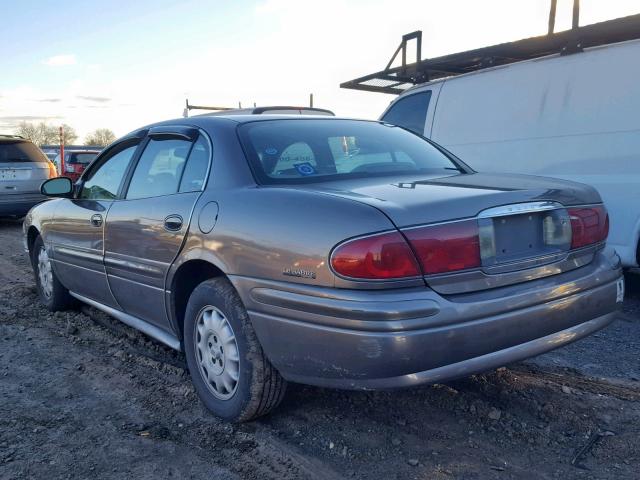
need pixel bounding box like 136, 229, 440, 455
296, 172, 604, 293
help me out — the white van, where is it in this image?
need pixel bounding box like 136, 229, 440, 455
380, 38, 640, 268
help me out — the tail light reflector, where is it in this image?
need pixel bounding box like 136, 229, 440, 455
331, 231, 420, 280
47, 161, 58, 178
568, 206, 609, 249
404, 220, 481, 275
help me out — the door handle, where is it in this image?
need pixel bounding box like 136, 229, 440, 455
90, 214, 103, 227
164, 214, 183, 232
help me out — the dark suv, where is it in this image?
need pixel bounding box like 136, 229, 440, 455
0, 135, 56, 216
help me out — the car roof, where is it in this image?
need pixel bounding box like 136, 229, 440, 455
116, 115, 381, 144
166, 114, 374, 126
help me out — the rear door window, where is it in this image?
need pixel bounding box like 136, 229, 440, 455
179, 135, 210, 193
381, 91, 432, 135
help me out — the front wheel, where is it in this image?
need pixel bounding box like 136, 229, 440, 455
31, 236, 75, 311
183, 278, 287, 422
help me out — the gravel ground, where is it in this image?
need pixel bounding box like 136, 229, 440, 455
1, 218, 639, 480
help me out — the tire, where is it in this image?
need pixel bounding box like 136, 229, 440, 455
31, 236, 75, 311
183, 277, 287, 422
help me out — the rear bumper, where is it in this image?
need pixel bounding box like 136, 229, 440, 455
231, 246, 622, 390
0, 193, 48, 216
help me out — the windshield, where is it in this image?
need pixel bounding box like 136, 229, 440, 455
0, 141, 47, 163
238, 119, 462, 184
68, 152, 98, 164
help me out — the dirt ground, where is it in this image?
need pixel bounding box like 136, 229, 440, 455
1, 218, 639, 480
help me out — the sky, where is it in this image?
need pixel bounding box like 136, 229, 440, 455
1, 0, 638, 140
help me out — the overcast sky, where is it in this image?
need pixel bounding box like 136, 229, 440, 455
1, 0, 638, 139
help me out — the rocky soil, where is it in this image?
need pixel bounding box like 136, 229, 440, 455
1, 218, 639, 479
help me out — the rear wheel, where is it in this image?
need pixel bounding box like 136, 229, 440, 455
31, 236, 75, 311
183, 278, 287, 422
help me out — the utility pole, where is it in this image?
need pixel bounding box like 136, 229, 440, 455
59, 126, 65, 175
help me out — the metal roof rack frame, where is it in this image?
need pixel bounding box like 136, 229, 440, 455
341, 1, 640, 95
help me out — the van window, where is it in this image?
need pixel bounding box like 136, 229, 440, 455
381, 91, 432, 136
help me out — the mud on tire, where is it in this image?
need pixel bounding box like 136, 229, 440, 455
183, 277, 287, 422
31, 236, 75, 311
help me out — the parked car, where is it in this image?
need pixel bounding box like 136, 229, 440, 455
379, 37, 640, 269
53, 149, 100, 182
42, 149, 58, 162
24, 116, 623, 421
0, 135, 57, 217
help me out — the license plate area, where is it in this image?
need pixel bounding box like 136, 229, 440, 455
479, 207, 571, 271
0, 168, 30, 180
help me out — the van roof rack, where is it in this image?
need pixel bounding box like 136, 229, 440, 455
341, 11, 640, 95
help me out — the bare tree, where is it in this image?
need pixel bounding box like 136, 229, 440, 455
15, 121, 59, 146
61, 124, 78, 144
85, 128, 116, 147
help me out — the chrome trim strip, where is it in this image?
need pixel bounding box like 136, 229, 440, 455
54, 245, 103, 263
104, 255, 165, 276
478, 201, 563, 218
70, 292, 181, 351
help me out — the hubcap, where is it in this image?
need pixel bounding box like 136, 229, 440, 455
37, 247, 53, 299
195, 306, 240, 400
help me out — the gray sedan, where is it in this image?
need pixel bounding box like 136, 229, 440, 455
24, 116, 623, 421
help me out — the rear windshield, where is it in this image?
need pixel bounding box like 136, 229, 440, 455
238, 119, 460, 184
0, 141, 47, 163
67, 152, 98, 164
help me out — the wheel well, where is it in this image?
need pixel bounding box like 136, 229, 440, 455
171, 260, 225, 339
26, 226, 40, 258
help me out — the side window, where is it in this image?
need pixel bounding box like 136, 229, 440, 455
126, 138, 191, 200
179, 135, 210, 193
381, 91, 432, 135
80, 144, 138, 200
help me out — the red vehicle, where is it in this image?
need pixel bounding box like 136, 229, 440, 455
54, 149, 100, 182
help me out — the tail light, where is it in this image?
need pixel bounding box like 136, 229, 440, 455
404, 220, 481, 275
330, 231, 420, 279
568, 205, 609, 249
47, 161, 58, 178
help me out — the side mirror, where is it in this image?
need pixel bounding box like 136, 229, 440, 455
41, 177, 74, 198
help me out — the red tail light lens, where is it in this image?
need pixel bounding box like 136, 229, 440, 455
331, 231, 421, 280
47, 161, 58, 178
404, 220, 481, 275
568, 206, 609, 249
